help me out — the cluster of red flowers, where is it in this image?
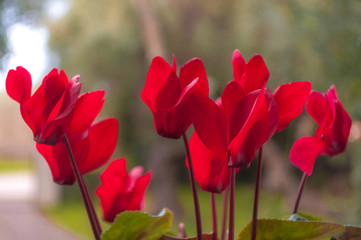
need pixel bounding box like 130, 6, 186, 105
5, 48, 352, 235
142, 49, 351, 194
6, 67, 151, 223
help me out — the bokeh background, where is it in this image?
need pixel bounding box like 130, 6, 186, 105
0, 0, 360, 239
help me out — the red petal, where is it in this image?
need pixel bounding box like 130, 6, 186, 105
66, 90, 105, 138
306, 91, 328, 125
78, 118, 118, 174
141, 56, 181, 111
6, 66, 32, 103
273, 81, 311, 132
41, 76, 82, 144
323, 87, 352, 155
290, 136, 326, 175
240, 55, 269, 94
221, 81, 245, 119
152, 76, 205, 139
228, 89, 273, 168
96, 158, 151, 222
179, 57, 209, 97
127, 171, 152, 210
232, 49, 246, 82
188, 132, 230, 193
21, 79, 48, 137
36, 142, 75, 185
189, 94, 228, 154
96, 159, 128, 222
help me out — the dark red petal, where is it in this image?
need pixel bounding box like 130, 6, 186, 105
290, 136, 326, 176
232, 49, 246, 82
54, 75, 82, 120
141, 56, 181, 111
189, 94, 229, 154
228, 89, 273, 168
78, 118, 118, 174
152, 105, 191, 139
228, 90, 260, 141
36, 142, 75, 185
41, 76, 82, 144
241, 55, 269, 94
273, 81, 311, 132
66, 90, 105, 137
6, 66, 32, 103
323, 88, 352, 156
221, 81, 245, 119
306, 91, 328, 125
179, 57, 209, 97
188, 132, 230, 193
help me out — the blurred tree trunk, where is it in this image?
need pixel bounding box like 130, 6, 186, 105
131, 0, 165, 61
131, 0, 183, 217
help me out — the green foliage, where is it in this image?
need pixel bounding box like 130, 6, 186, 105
237, 219, 345, 240
101, 209, 173, 240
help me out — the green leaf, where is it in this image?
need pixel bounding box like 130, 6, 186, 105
334, 225, 361, 240
237, 219, 345, 240
101, 209, 173, 240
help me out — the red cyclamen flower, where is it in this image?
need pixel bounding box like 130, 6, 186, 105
141, 55, 209, 138
7, 67, 119, 185
188, 50, 311, 192
290, 85, 352, 175
96, 158, 152, 222
6, 67, 82, 145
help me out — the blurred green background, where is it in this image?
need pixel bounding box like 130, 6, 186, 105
0, 0, 360, 239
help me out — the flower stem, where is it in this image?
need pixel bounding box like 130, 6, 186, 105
251, 146, 263, 240
228, 168, 236, 240
221, 188, 228, 240
211, 193, 218, 240
292, 172, 308, 214
62, 134, 102, 240
182, 133, 202, 240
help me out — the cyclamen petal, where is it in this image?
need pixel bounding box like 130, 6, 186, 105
36, 118, 118, 185
141, 55, 209, 138
65, 90, 105, 139
273, 81, 311, 132
290, 85, 352, 175
232, 51, 269, 94
290, 136, 326, 176
228, 89, 277, 167
6, 66, 32, 103
96, 158, 152, 222
189, 94, 229, 154
188, 132, 231, 193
